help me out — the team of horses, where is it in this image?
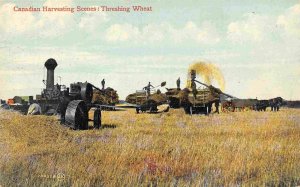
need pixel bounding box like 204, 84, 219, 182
254, 97, 283, 111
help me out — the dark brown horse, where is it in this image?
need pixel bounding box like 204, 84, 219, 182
269, 97, 283, 111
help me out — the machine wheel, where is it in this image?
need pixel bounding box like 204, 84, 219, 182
205, 106, 209, 115
207, 104, 212, 114
65, 100, 88, 130
93, 108, 101, 129
222, 101, 235, 112
80, 83, 93, 103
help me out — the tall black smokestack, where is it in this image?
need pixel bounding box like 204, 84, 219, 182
44, 58, 58, 90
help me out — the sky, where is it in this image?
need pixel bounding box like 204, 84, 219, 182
0, 0, 299, 100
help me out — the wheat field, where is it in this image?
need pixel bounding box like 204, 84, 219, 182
0, 108, 299, 186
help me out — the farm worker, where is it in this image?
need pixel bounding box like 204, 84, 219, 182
101, 79, 105, 90
215, 100, 220, 114
191, 80, 197, 98
176, 77, 180, 90
144, 82, 154, 97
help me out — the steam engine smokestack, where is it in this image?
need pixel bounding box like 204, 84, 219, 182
44, 58, 58, 90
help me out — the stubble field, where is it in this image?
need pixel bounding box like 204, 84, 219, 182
0, 108, 299, 186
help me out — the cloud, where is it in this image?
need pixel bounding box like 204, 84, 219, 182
277, 2, 300, 38
0, 46, 111, 67
227, 2, 300, 43
0, 3, 35, 34
79, 11, 109, 33
0, 0, 75, 38
171, 21, 220, 44
35, 0, 75, 37
140, 23, 166, 42
105, 21, 220, 45
227, 13, 275, 43
105, 23, 140, 42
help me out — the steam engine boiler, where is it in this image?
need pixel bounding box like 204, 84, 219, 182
33, 58, 101, 130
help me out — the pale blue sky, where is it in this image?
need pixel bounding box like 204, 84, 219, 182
0, 0, 299, 100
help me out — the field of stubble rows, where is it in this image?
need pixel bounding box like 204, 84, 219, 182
0, 108, 299, 186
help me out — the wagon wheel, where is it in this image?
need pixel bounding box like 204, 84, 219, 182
136, 107, 140, 114
190, 106, 193, 115
207, 104, 212, 114
205, 104, 211, 115
93, 108, 101, 129
65, 100, 88, 130
222, 101, 235, 112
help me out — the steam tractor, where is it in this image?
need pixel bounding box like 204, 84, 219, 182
30, 58, 103, 130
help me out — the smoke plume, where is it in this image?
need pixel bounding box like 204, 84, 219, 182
187, 61, 225, 91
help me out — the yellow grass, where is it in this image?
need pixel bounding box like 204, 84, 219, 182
0, 108, 300, 186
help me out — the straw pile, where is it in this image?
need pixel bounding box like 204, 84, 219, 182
125, 92, 146, 104
125, 92, 168, 105
92, 87, 119, 105
177, 87, 220, 105
149, 93, 168, 105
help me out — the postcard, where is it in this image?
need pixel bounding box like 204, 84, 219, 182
0, 0, 299, 186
